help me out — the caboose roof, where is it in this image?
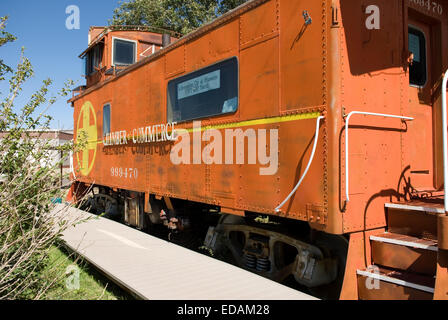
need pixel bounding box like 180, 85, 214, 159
79, 25, 180, 59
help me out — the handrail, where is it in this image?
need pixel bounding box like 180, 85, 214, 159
442, 70, 448, 215
275, 116, 325, 213
344, 111, 414, 206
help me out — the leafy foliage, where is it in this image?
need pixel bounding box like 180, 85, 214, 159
0, 17, 16, 83
110, 0, 248, 35
0, 16, 81, 300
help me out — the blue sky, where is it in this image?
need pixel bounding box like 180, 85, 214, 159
0, 0, 121, 130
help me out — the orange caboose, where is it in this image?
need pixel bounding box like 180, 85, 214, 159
69, 0, 448, 300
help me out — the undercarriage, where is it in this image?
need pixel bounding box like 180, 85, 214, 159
78, 185, 348, 300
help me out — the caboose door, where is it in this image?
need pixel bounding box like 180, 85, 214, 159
406, 11, 443, 192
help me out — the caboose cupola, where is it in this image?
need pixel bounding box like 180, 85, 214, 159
78, 26, 177, 89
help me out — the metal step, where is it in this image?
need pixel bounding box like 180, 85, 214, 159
385, 201, 444, 215
370, 233, 437, 275
357, 266, 435, 300
371, 232, 438, 251
386, 203, 439, 240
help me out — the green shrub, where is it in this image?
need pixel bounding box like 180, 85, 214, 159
0, 16, 80, 300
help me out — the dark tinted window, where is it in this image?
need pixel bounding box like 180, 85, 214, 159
113, 39, 136, 66
167, 57, 238, 123
85, 43, 103, 75
409, 27, 427, 87
103, 104, 111, 137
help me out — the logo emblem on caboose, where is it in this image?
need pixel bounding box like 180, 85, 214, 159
76, 101, 98, 176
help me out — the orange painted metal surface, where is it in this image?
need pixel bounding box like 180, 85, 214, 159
435, 249, 448, 299
70, 0, 448, 237
339, 231, 366, 300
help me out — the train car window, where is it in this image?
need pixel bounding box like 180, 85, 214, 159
103, 104, 111, 137
85, 43, 104, 76
167, 57, 238, 123
408, 27, 427, 87
112, 38, 136, 66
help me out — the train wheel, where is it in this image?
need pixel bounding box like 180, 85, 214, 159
205, 216, 341, 297
213, 214, 246, 264
308, 232, 349, 300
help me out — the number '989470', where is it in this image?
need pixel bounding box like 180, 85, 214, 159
111, 167, 138, 179
409, 0, 443, 15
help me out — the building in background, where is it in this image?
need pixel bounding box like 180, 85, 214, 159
0, 130, 73, 187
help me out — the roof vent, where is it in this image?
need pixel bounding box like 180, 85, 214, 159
162, 33, 171, 47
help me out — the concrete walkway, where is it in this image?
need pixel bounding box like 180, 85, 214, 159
54, 204, 317, 300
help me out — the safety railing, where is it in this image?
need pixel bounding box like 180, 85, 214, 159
442, 70, 448, 214
275, 116, 325, 213
344, 111, 414, 207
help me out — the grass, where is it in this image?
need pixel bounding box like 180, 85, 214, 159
42, 245, 133, 300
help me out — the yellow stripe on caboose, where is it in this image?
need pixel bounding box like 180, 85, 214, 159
90, 111, 322, 145
187, 112, 322, 133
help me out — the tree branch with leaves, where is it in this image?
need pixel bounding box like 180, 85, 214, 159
110, 0, 248, 35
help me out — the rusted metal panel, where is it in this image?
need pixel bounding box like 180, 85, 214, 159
240, 37, 279, 120
357, 272, 434, 300
209, 19, 239, 59
74, 0, 333, 227
165, 45, 185, 78
240, 0, 279, 48
71, 0, 448, 237
279, 0, 328, 112
371, 237, 437, 275
306, 204, 326, 225
435, 249, 448, 300
438, 215, 448, 250
185, 35, 213, 72
364, 228, 385, 269
339, 231, 366, 300
387, 208, 438, 240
